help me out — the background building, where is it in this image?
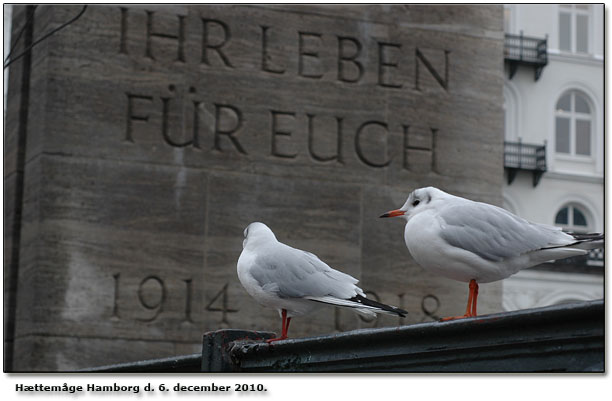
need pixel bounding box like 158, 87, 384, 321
501, 4, 604, 311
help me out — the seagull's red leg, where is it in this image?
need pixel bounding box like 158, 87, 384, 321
464, 280, 475, 316
440, 279, 478, 321
470, 280, 479, 316
266, 309, 289, 343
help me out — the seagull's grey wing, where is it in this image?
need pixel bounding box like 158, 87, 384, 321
250, 245, 359, 299
439, 201, 572, 262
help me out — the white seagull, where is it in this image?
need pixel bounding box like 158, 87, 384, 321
380, 186, 604, 320
237, 222, 407, 342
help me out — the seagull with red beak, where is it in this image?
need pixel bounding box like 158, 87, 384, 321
380, 187, 604, 320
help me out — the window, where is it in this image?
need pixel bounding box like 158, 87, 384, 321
555, 204, 589, 233
503, 85, 518, 141
503, 92, 512, 140
555, 90, 592, 157
559, 4, 591, 54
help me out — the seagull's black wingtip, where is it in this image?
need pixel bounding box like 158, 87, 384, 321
349, 295, 408, 317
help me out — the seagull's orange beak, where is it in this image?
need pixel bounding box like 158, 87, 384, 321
379, 209, 405, 218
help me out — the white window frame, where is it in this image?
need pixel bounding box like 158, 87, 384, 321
558, 4, 592, 54
503, 84, 519, 142
554, 203, 591, 233
554, 90, 594, 161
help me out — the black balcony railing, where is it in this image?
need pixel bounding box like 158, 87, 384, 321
504, 140, 547, 187
587, 248, 604, 267
504, 32, 548, 81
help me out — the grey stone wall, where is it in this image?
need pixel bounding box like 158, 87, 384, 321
4, 4, 504, 371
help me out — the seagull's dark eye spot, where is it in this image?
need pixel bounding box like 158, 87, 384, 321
412, 200, 420, 207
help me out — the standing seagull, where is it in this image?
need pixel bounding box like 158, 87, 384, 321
237, 222, 407, 342
380, 187, 604, 320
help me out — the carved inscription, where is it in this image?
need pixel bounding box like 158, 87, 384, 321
270, 111, 298, 159
403, 125, 439, 173
214, 104, 245, 154
355, 121, 391, 168
307, 114, 343, 164
145, 11, 185, 62
205, 283, 238, 324
201, 19, 233, 67
183, 278, 194, 323
415, 49, 450, 91
119, 8, 128, 54
124, 89, 440, 173
125, 94, 153, 143
421, 294, 441, 321
261, 25, 286, 74
378, 42, 402, 88
337, 36, 363, 83
111, 273, 121, 320
118, 7, 453, 174
111, 274, 239, 325
111, 273, 444, 326
125, 88, 246, 154
298, 31, 324, 79
118, 8, 451, 89
137, 276, 166, 322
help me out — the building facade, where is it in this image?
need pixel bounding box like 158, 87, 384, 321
502, 4, 604, 311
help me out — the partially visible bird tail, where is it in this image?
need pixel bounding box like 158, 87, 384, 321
568, 232, 604, 250
348, 295, 408, 317
541, 232, 604, 251
306, 295, 407, 317
529, 232, 604, 266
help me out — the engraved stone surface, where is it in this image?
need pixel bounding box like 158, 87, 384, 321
4, 4, 504, 371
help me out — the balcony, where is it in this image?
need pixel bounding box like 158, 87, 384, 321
587, 248, 604, 267
504, 32, 548, 81
504, 140, 547, 187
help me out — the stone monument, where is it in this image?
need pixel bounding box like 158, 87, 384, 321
4, 4, 504, 371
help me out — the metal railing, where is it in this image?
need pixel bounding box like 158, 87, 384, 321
504, 32, 548, 80
504, 140, 547, 187
217, 301, 604, 372
82, 300, 603, 373
504, 140, 547, 171
587, 248, 604, 267
505, 33, 548, 64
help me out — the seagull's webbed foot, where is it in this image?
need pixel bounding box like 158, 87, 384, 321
439, 313, 475, 322
265, 335, 288, 344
